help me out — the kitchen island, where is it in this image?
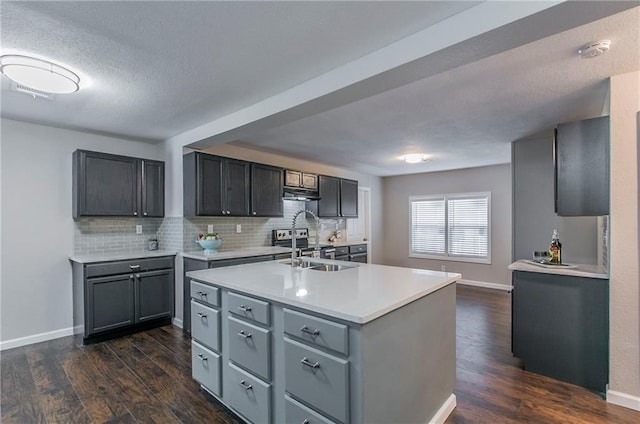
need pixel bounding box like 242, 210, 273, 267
186, 259, 460, 424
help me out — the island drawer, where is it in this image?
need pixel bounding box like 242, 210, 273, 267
228, 316, 271, 381
192, 340, 221, 396
285, 394, 336, 424
283, 309, 348, 355
334, 246, 349, 256
226, 362, 271, 424
190, 281, 220, 307
228, 292, 270, 326
86, 257, 174, 278
284, 338, 349, 424
191, 301, 220, 352
348, 244, 367, 254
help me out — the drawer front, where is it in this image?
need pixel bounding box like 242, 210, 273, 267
226, 362, 271, 424
334, 247, 349, 256
190, 301, 220, 352
191, 340, 221, 396
348, 254, 367, 264
228, 292, 270, 325
228, 316, 271, 381
285, 394, 336, 424
283, 309, 348, 355
284, 338, 349, 423
86, 256, 174, 278
348, 244, 367, 254
190, 281, 220, 307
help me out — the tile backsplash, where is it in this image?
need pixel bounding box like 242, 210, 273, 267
73, 201, 346, 255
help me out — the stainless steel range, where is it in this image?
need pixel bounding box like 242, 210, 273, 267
271, 228, 335, 259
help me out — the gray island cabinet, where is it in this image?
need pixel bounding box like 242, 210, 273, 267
187, 259, 460, 424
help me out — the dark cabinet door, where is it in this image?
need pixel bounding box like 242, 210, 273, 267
74, 150, 139, 218
141, 160, 165, 217
555, 116, 609, 216
512, 271, 608, 394
197, 154, 225, 216
251, 163, 283, 217
318, 175, 340, 217
225, 159, 250, 216
339, 178, 358, 218
86, 274, 135, 335
135, 269, 174, 323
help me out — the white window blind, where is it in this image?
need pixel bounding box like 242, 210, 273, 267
410, 192, 491, 264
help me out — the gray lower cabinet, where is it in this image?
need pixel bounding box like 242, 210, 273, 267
72, 256, 175, 344
512, 271, 609, 395
188, 277, 456, 424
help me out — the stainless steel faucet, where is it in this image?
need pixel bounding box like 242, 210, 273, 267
291, 209, 320, 267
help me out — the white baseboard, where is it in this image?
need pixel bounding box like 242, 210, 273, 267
172, 317, 183, 329
458, 278, 513, 292
429, 393, 457, 424
607, 389, 640, 412
0, 327, 74, 351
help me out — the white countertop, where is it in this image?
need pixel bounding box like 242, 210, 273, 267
69, 250, 176, 264
182, 246, 292, 261
508, 259, 608, 279
329, 241, 368, 247
187, 259, 460, 324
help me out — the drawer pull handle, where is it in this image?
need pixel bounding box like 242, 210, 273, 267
302, 420, 310, 424
237, 330, 252, 339
197, 312, 207, 319
239, 380, 253, 391
238, 305, 252, 312
300, 325, 320, 336
301, 357, 320, 369
197, 353, 208, 362
197, 291, 208, 297
129, 265, 141, 270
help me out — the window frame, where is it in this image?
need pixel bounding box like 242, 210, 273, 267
409, 192, 491, 264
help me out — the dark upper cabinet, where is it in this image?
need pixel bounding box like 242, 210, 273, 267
251, 163, 283, 217
73, 150, 164, 219
184, 152, 250, 217
318, 175, 358, 218
555, 116, 609, 216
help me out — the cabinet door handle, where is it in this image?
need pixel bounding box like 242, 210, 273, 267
300, 325, 320, 336
197, 353, 208, 362
129, 274, 134, 280
237, 330, 252, 339
238, 305, 252, 312
301, 357, 320, 369
252, 211, 257, 215
239, 380, 253, 391
143, 212, 148, 216
135, 274, 140, 279
133, 212, 138, 216
197, 312, 207, 319
129, 265, 141, 270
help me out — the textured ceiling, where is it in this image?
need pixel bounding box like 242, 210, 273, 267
0, 0, 478, 141
1, 1, 638, 176
236, 6, 640, 176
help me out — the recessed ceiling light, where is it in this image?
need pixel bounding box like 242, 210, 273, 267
401, 153, 428, 164
578, 40, 611, 59
0, 54, 80, 94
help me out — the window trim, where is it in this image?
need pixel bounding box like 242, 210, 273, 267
408, 192, 491, 265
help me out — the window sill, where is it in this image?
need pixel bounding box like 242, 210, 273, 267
409, 253, 491, 265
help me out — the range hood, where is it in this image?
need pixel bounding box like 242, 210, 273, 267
283, 187, 320, 201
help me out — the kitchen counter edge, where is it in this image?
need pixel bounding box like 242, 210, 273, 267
508, 259, 608, 279
182, 246, 292, 261
69, 250, 177, 264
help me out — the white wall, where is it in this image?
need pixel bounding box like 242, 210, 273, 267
0, 119, 163, 345
381, 164, 512, 285
609, 71, 640, 402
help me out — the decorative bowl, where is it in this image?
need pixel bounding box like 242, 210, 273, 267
196, 238, 223, 255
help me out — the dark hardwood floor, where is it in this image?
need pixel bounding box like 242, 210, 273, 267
2, 285, 639, 423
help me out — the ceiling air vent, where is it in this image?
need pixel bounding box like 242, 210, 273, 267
12, 82, 54, 99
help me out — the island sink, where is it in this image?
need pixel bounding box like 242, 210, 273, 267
278, 258, 357, 272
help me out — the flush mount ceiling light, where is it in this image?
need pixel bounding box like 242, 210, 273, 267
401, 153, 428, 164
578, 40, 611, 59
0, 54, 80, 94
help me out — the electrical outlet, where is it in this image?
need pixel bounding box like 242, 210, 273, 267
207, 224, 214, 233
136, 225, 142, 234
236, 224, 242, 233
440, 265, 446, 272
